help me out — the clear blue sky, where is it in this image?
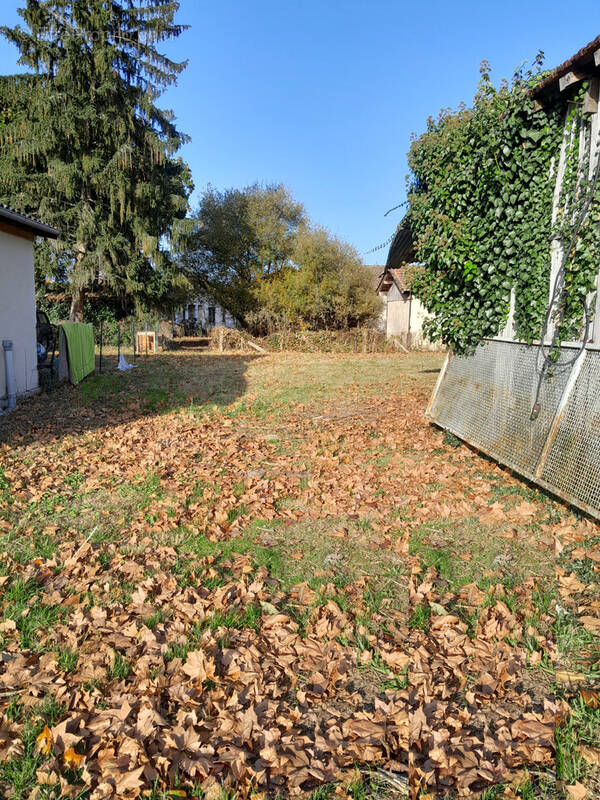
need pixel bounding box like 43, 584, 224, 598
0, 2, 598, 263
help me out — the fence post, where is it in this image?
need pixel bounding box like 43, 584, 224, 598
145, 319, 148, 357
132, 324, 136, 362
117, 324, 121, 361
99, 320, 103, 373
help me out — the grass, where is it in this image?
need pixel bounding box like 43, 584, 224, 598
0, 348, 593, 799
109, 653, 131, 681
408, 517, 554, 594
0, 696, 66, 800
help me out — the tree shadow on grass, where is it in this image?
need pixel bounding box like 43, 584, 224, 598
0, 351, 263, 448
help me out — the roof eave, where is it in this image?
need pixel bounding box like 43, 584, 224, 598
0, 206, 61, 239
530, 35, 600, 104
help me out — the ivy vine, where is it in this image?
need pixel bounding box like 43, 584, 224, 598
407, 57, 599, 354
550, 88, 600, 347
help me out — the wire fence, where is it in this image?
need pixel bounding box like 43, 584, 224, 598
96, 318, 163, 372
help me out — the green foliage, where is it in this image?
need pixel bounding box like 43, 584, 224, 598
0, 1, 193, 321
251, 226, 382, 332
181, 183, 306, 323
405, 55, 600, 353
180, 184, 378, 331
551, 89, 600, 344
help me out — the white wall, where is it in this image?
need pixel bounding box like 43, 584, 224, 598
378, 284, 441, 349
382, 283, 410, 338
176, 296, 236, 330
0, 229, 38, 400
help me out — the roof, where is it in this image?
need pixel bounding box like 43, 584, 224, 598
362, 264, 385, 290
0, 203, 60, 239
531, 35, 600, 99
376, 266, 412, 295
385, 218, 415, 271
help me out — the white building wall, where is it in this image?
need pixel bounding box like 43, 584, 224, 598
378, 282, 440, 349
383, 283, 410, 338
0, 229, 38, 400
175, 296, 236, 331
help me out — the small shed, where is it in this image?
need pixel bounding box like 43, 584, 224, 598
0, 204, 60, 405
376, 220, 437, 348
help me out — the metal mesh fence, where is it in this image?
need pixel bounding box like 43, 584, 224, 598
541, 349, 600, 513
428, 340, 600, 520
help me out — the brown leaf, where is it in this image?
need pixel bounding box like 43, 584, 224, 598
566, 782, 587, 799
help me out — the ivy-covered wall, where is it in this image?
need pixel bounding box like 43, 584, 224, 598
407, 60, 600, 354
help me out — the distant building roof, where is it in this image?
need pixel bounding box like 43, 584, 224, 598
373, 217, 417, 295
531, 35, 600, 101
376, 267, 413, 295
0, 203, 60, 239
385, 217, 415, 271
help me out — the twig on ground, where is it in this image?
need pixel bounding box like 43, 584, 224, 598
376, 768, 409, 796
71, 525, 98, 562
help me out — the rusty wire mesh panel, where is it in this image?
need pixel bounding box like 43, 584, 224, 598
540, 350, 600, 512
428, 340, 573, 477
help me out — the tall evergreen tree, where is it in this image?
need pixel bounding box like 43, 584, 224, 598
0, 1, 192, 320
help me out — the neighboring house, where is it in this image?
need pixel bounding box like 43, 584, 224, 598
175, 296, 236, 332
375, 221, 437, 348
428, 36, 600, 522
0, 204, 60, 405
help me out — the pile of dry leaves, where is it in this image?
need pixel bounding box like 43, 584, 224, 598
0, 352, 597, 798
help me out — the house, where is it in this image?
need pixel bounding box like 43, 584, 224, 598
427, 36, 600, 521
175, 296, 236, 333
0, 204, 60, 407
375, 221, 437, 348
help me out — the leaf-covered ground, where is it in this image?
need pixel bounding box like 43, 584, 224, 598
0, 351, 598, 799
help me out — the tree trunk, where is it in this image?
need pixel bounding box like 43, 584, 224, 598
69, 248, 87, 322
69, 286, 85, 322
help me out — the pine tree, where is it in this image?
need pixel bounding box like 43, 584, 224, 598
0, 1, 192, 320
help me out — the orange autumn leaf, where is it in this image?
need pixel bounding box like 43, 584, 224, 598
36, 725, 53, 756
581, 689, 599, 708
64, 747, 86, 768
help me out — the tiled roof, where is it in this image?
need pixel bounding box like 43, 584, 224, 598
377, 266, 413, 295
531, 35, 600, 97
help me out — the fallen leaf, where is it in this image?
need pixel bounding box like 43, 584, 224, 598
566, 782, 587, 799
36, 726, 53, 756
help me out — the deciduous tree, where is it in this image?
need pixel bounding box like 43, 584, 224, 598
181, 183, 305, 324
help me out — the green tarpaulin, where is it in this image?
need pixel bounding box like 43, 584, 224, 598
60, 323, 95, 385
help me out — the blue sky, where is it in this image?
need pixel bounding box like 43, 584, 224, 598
0, 2, 598, 264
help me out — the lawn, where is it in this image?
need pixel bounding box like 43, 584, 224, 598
0, 350, 598, 799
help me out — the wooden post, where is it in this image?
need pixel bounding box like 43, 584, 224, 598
117, 324, 121, 361
218, 327, 224, 353
99, 320, 103, 373
362, 328, 367, 354
132, 324, 136, 362
145, 319, 148, 357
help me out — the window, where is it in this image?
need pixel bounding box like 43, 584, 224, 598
208, 307, 216, 325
